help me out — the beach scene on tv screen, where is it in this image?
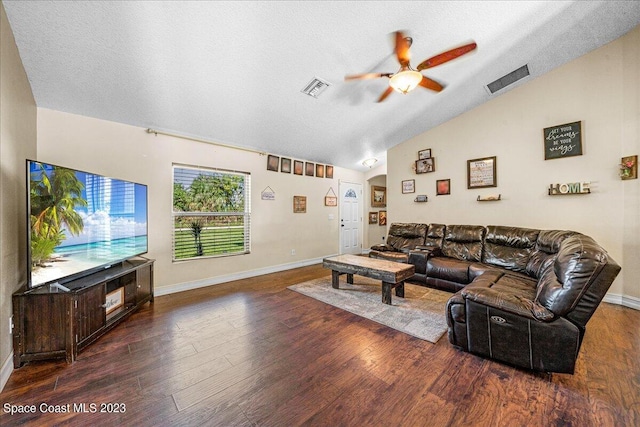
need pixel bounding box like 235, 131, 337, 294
30, 162, 148, 287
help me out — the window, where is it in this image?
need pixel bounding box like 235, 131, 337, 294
172, 164, 251, 261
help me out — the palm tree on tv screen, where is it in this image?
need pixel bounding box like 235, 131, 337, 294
30, 164, 87, 265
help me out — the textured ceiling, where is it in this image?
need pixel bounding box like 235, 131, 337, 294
4, 1, 640, 171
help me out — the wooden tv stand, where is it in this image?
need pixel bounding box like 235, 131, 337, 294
12, 257, 154, 368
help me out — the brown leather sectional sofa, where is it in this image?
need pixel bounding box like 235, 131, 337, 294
369, 222, 621, 374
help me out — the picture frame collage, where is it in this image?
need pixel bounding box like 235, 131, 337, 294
267, 154, 333, 179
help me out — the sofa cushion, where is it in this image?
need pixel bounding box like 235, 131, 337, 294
483, 226, 539, 273
441, 225, 486, 262
535, 233, 609, 317
427, 257, 472, 284
525, 230, 575, 277
386, 223, 428, 252
425, 223, 445, 247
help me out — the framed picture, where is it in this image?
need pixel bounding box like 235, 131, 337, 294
371, 186, 386, 207
294, 160, 304, 175
620, 155, 638, 180
467, 156, 497, 189
436, 179, 451, 195
267, 154, 280, 172
402, 179, 415, 194
543, 121, 582, 160
105, 287, 124, 315
369, 212, 378, 224
280, 158, 291, 173
415, 158, 435, 174
379, 210, 387, 226
305, 162, 315, 176
326, 165, 334, 179
316, 164, 325, 178
293, 195, 307, 213
324, 196, 337, 206
419, 149, 432, 159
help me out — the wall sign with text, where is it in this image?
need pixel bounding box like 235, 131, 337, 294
544, 121, 582, 160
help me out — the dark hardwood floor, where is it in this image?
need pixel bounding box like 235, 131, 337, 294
1, 264, 639, 426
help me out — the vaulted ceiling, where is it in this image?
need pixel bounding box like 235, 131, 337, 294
4, 1, 640, 171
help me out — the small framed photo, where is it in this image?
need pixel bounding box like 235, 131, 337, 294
402, 179, 415, 194
294, 160, 304, 175
467, 156, 497, 189
371, 186, 386, 207
267, 154, 280, 172
293, 195, 307, 213
316, 164, 325, 178
418, 149, 432, 159
305, 162, 315, 176
281, 158, 291, 173
436, 179, 451, 195
325, 165, 334, 179
379, 210, 387, 226
415, 158, 435, 174
369, 212, 378, 224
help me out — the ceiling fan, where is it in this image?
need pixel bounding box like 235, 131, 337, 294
345, 31, 477, 102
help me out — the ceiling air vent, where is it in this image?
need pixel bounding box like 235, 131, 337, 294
301, 77, 331, 98
486, 64, 530, 94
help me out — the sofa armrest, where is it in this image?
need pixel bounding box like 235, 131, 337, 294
461, 287, 555, 322
370, 244, 393, 251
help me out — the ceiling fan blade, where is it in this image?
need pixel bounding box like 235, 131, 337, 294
344, 72, 391, 81
416, 42, 477, 71
377, 86, 394, 103
395, 31, 411, 67
419, 76, 444, 92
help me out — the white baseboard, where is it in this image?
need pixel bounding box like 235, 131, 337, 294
155, 255, 337, 297
603, 293, 640, 310
1, 351, 13, 393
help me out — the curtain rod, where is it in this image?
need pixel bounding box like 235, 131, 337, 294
146, 128, 267, 156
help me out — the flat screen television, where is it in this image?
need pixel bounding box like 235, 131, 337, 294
27, 160, 148, 289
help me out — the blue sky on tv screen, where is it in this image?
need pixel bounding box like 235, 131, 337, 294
31, 162, 148, 248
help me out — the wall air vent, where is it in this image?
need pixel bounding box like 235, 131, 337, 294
301, 77, 331, 98
486, 64, 530, 94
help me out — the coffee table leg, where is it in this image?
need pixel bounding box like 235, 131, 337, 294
331, 270, 340, 289
382, 281, 392, 305
395, 281, 405, 298
347, 273, 354, 284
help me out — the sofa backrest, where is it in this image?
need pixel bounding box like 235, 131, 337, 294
483, 226, 540, 273
424, 223, 446, 247
441, 225, 486, 262
534, 233, 620, 322
525, 230, 575, 278
386, 223, 428, 253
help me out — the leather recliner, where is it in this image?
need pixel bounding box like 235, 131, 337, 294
399, 223, 621, 374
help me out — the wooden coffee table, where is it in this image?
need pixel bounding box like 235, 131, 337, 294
322, 254, 415, 305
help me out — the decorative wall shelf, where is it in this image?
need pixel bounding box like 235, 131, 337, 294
477, 195, 501, 202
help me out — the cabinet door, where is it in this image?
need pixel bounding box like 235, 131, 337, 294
136, 264, 153, 304
76, 285, 106, 349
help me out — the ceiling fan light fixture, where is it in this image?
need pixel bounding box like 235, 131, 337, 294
389, 69, 422, 94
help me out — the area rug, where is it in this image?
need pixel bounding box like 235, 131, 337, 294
287, 276, 450, 343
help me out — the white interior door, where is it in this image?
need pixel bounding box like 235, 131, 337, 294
339, 181, 363, 254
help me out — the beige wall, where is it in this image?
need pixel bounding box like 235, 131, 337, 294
621, 25, 640, 302
0, 2, 37, 388
388, 25, 640, 301
36, 109, 364, 293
